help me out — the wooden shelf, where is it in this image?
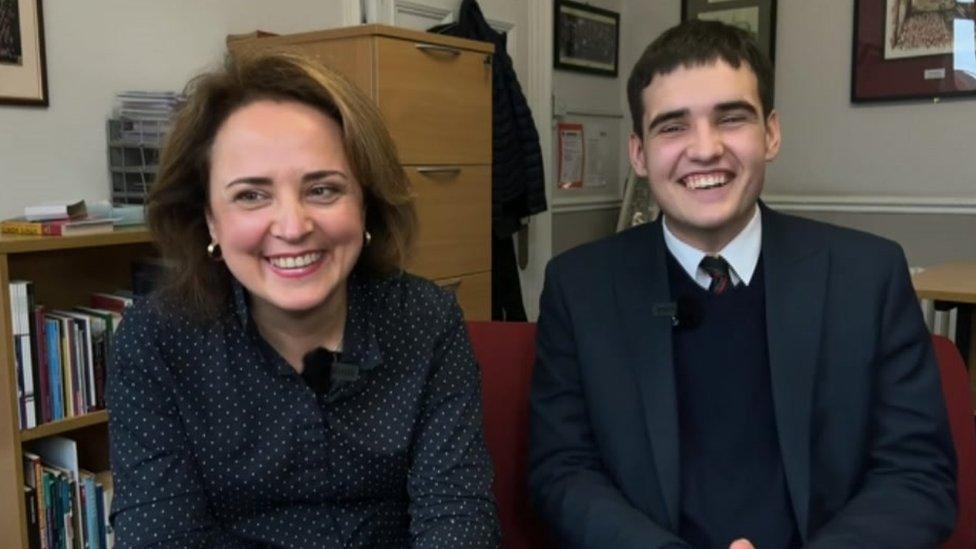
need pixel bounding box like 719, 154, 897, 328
1, 232, 152, 547
0, 227, 151, 254
19, 410, 108, 442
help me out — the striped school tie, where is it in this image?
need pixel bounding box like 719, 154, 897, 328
700, 255, 732, 295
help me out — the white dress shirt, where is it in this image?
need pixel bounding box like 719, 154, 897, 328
662, 207, 762, 290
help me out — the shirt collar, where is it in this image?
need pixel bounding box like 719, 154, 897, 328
662, 206, 762, 290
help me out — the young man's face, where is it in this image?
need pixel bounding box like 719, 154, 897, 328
629, 59, 780, 253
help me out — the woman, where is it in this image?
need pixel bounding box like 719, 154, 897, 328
106, 50, 500, 547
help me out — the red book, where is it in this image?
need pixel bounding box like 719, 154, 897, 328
89, 293, 133, 315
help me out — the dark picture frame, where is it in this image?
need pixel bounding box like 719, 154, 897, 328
852, 0, 976, 103
553, 0, 620, 77
0, 0, 48, 106
682, 0, 777, 63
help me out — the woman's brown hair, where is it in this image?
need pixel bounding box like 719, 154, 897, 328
147, 49, 416, 318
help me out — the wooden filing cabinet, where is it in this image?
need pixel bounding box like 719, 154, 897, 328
230, 25, 494, 320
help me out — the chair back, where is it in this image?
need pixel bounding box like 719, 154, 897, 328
932, 335, 976, 549
467, 321, 547, 549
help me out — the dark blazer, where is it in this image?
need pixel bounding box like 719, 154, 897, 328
529, 205, 956, 548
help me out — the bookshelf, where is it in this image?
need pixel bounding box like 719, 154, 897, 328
0, 228, 154, 548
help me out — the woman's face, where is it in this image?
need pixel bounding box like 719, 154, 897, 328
206, 99, 365, 317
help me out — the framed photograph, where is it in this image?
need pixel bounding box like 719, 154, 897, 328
682, 0, 777, 62
553, 0, 620, 77
0, 0, 47, 106
852, 0, 976, 103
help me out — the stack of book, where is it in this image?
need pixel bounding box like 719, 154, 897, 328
23, 438, 114, 549
8, 280, 132, 430
1, 200, 116, 237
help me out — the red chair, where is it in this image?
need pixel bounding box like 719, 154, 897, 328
467, 321, 548, 549
932, 335, 976, 549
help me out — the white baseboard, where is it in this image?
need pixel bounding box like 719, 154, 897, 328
762, 194, 976, 215
552, 197, 622, 214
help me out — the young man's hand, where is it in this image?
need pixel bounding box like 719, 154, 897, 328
729, 539, 755, 549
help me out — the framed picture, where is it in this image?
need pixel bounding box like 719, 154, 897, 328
852, 0, 976, 103
0, 0, 47, 106
682, 0, 777, 62
553, 0, 619, 77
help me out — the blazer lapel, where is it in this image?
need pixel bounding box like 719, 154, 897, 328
761, 205, 827, 540
614, 220, 682, 530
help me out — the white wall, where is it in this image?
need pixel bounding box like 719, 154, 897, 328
617, 1, 678, 140
768, 1, 976, 201
0, 0, 347, 220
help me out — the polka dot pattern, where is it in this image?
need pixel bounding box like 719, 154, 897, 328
106, 271, 501, 547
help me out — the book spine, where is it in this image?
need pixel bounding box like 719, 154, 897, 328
84, 477, 98, 549
25, 486, 40, 549
61, 476, 73, 549
94, 484, 106, 549
19, 337, 36, 428
58, 318, 74, 418
14, 336, 26, 429
0, 221, 63, 236
91, 332, 106, 410
63, 319, 85, 414
34, 306, 50, 424
26, 284, 43, 426
32, 458, 48, 549
44, 320, 63, 421
42, 472, 55, 548
80, 321, 96, 412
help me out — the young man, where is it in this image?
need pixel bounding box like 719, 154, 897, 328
529, 20, 956, 549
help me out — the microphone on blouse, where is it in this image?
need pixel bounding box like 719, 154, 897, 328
301, 347, 362, 395
301, 347, 337, 394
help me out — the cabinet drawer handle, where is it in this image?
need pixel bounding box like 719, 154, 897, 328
437, 278, 463, 294
415, 43, 462, 56
416, 166, 462, 175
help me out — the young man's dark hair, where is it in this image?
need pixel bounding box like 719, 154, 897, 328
626, 19, 774, 135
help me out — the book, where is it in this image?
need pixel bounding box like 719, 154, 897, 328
1, 216, 115, 237
16, 337, 37, 428
25, 284, 43, 426
80, 471, 99, 549
10, 280, 37, 429
90, 292, 133, 315
43, 318, 63, 421
23, 452, 47, 549
74, 310, 108, 410
95, 470, 114, 548
23, 200, 87, 222
25, 485, 39, 549
33, 305, 51, 424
